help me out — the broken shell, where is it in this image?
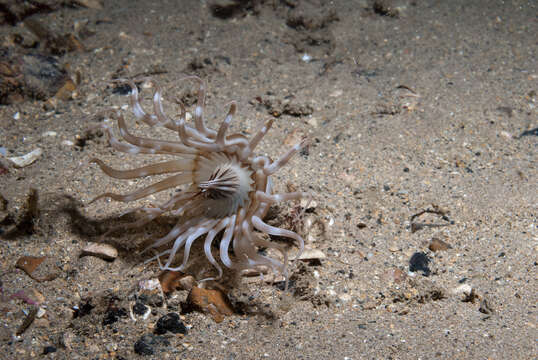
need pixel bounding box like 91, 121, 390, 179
81, 242, 118, 261
139, 278, 160, 291
6, 148, 42, 168
297, 248, 326, 260
451, 283, 475, 302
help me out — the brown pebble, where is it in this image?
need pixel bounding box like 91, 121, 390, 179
16, 256, 60, 282
428, 238, 452, 252
16, 256, 45, 275
384, 267, 407, 284
54, 78, 76, 100
187, 286, 234, 323
158, 271, 195, 293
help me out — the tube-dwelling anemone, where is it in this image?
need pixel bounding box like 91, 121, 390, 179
90, 76, 306, 285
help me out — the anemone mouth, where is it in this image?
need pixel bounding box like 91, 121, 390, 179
90, 76, 307, 287
193, 153, 254, 218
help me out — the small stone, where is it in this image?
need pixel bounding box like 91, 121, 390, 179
158, 271, 195, 293
187, 286, 234, 323
178, 275, 195, 291
409, 252, 431, 276
16, 256, 59, 282
384, 267, 407, 284
428, 238, 452, 252
134, 334, 170, 356
43, 346, 56, 355
154, 313, 187, 335
133, 302, 148, 316
81, 242, 118, 261
15, 256, 45, 276
54, 78, 76, 101
103, 308, 127, 326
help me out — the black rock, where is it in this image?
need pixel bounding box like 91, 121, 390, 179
134, 334, 170, 356
103, 307, 128, 326
43, 345, 57, 354
154, 312, 187, 335
73, 301, 94, 318
133, 302, 148, 315
409, 252, 431, 276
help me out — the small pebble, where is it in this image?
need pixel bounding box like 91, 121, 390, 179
134, 334, 170, 356
301, 53, 312, 62
43, 346, 56, 355
154, 313, 187, 335
384, 267, 407, 284
133, 302, 148, 316
409, 252, 431, 276
428, 238, 452, 252
103, 308, 127, 326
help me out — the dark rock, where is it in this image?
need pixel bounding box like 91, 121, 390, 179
73, 301, 94, 318
409, 252, 431, 276
133, 302, 148, 316
134, 334, 170, 356
154, 312, 187, 335
102, 307, 127, 326
43, 345, 56, 354
137, 293, 163, 307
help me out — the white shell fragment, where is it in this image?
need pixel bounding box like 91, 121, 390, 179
6, 148, 42, 168
81, 242, 118, 261
297, 248, 327, 261
301, 53, 312, 62
36, 307, 47, 318
139, 278, 160, 291
451, 284, 474, 301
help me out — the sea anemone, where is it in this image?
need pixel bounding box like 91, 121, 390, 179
90, 76, 306, 285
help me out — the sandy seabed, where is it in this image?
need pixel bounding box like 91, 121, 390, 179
0, 1, 536, 359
